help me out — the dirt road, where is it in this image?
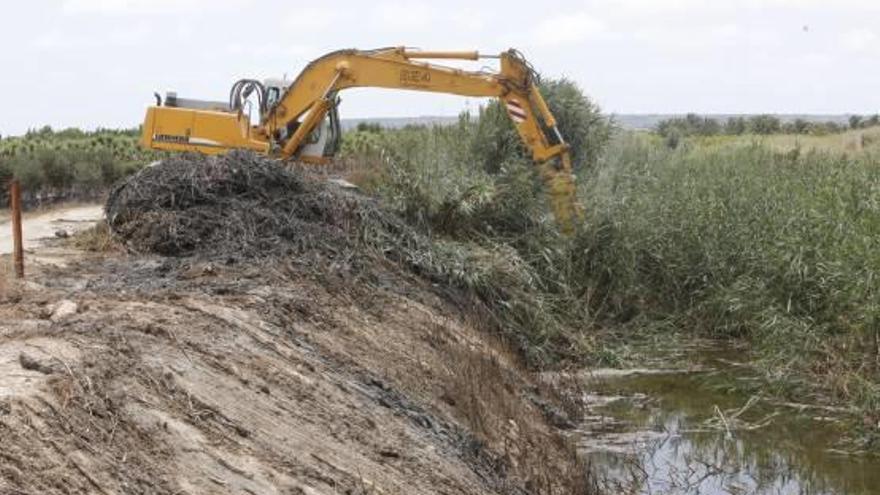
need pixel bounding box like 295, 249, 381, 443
0, 204, 103, 255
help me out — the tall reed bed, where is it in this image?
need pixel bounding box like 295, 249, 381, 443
579, 134, 880, 407
347, 114, 880, 411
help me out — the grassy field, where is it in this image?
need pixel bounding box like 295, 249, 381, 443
763, 126, 880, 154
680, 125, 880, 154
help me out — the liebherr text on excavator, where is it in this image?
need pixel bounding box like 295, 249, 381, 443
141, 47, 581, 231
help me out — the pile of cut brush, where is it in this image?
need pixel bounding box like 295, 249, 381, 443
106, 151, 425, 263
105, 152, 577, 367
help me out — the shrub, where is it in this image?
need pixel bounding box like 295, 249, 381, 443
747, 114, 782, 134
342, 76, 611, 235
0, 128, 153, 205
538, 78, 612, 172
471, 78, 612, 174
73, 159, 103, 189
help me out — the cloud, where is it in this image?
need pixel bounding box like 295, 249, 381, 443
449, 8, 487, 32
592, 0, 710, 13
630, 23, 782, 52
225, 42, 314, 60
842, 28, 878, 52
33, 23, 153, 50
62, 0, 249, 15
754, 0, 880, 7
8, 0, 880, 136
531, 12, 606, 47
595, 0, 880, 10
283, 6, 340, 32
369, 2, 433, 31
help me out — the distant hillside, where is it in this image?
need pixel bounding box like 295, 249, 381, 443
343, 114, 865, 131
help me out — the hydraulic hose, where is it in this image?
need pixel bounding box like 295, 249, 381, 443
229, 79, 267, 114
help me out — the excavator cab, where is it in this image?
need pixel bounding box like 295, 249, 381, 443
263, 78, 287, 113
263, 79, 341, 163
298, 101, 341, 163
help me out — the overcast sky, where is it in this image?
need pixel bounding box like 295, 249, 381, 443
3, 0, 880, 136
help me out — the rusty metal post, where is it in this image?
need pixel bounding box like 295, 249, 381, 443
10, 179, 24, 279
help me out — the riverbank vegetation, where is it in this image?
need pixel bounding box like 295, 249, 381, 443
340, 98, 880, 431
583, 135, 880, 414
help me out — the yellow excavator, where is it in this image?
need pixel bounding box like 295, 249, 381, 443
141, 47, 580, 231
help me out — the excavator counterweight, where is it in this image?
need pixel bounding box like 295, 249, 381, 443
141, 47, 582, 232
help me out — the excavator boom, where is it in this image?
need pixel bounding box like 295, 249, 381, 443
141, 47, 582, 232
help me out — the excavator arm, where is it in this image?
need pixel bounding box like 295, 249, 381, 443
141, 47, 582, 231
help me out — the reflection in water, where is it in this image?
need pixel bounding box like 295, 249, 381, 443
577, 353, 878, 494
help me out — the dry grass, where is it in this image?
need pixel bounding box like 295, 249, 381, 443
0, 259, 8, 297
761, 126, 880, 154
684, 126, 880, 155
69, 221, 120, 252
0, 256, 24, 302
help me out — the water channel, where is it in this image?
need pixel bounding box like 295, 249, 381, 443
576, 345, 878, 494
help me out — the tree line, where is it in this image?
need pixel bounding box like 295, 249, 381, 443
656, 113, 880, 140
1, 126, 152, 207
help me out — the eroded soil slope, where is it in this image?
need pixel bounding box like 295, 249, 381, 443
0, 153, 587, 495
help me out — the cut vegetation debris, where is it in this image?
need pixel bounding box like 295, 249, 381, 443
105, 150, 424, 260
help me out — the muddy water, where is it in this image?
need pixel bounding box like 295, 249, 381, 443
577, 347, 879, 494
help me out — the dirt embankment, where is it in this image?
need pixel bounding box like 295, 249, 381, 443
0, 153, 589, 495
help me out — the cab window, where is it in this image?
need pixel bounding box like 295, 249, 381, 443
266, 87, 281, 108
